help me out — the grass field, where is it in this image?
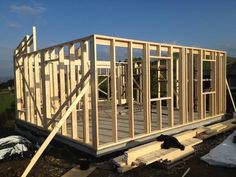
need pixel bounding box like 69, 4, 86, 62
0, 92, 15, 129
0, 93, 15, 113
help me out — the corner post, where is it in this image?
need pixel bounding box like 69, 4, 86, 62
90, 35, 99, 148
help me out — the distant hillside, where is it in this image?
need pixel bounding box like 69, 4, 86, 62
227, 56, 236, 77
227, 56, 236, 65
0, 79, 14, 90
0, 77, 12, 84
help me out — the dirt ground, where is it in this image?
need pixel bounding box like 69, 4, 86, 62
0, 127, 236, 177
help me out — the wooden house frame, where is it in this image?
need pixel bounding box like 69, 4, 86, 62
14, 27, 227, 157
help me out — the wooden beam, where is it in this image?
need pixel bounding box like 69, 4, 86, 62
157, 100, 162, 130
179, 48, 186, 124
139, 63, 143, 103
81, 41, 90, 143
188, 49, 194, 121
157, 45, 161, 98
215, 52, 220, 114
69, 44, 78, 139
91, 36, 99, 148
223, 53, 227, 112
226, 79, 236, 112
50, 49, 59, 114
203, 94, 206, 118
143, 43, 150, 133
185, 50, 188, 122
28, 54, 35, 124
209, 52, 216, 116
128, 42, 134, 138
32, 26, 37, 51
107, 68, 110, 100
218, 54, 222, 113
14, 55, 24, 120
41, 51, 52, 128
117, 64, 122, 104
167, 46, 174, 127
23, 55, 30, 122
111, 39, 118, 142
59, 47, 67, 135
176, 58, 179, 109
197, 50, 203, 119
76, 47, 82, 111
34, 53, 42, 126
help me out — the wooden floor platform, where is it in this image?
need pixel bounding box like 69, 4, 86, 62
15, 105, 224, 157
66, 101, 205, 145
60, 101, 212, 144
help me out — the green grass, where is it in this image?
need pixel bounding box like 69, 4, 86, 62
0, 93, 15, 113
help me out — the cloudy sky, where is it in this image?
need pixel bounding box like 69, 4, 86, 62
0, 0, 236, 79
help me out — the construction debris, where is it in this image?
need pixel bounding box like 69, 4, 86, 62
181, 167, 190, 177
196, 118, 236, 140
62, 165, 96, 177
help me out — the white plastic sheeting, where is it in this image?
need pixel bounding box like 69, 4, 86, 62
0, 135, 35, 160
201, 130, 236, 167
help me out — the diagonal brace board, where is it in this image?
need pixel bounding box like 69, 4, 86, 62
15, 35, 33, 57
226, 79, 236, 112
46, 70, 91, 128
21, 81, 90, 177
98, 77, 108, 87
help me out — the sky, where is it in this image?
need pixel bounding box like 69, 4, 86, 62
0, 0, 236, 80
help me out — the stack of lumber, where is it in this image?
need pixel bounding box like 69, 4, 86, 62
113, 130, 202, 173
196, 118, 236, 139
113, 118, 236, 173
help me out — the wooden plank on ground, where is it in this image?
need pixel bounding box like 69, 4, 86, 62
62, 165, 96, 177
